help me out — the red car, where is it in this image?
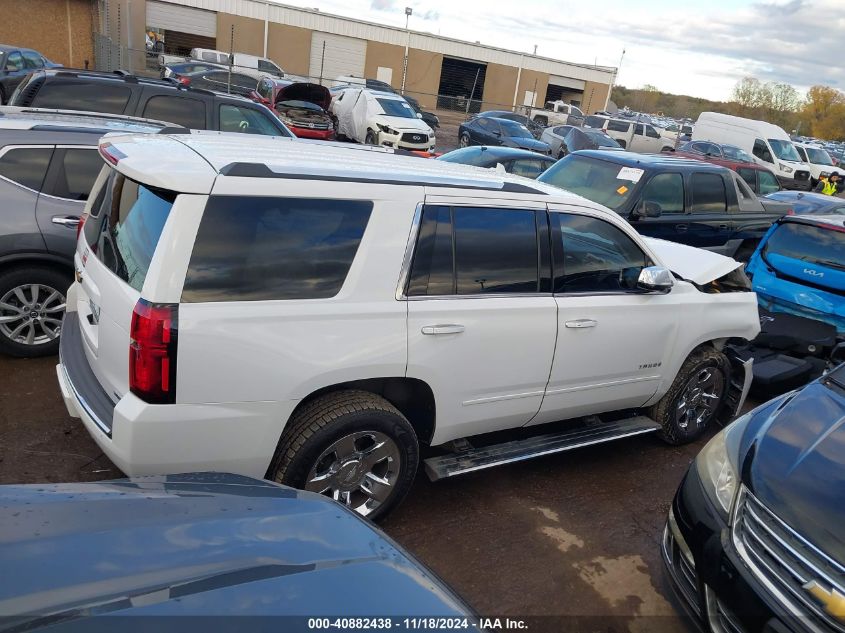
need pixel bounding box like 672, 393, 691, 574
667, 141, 783, 195
252, 78, 336, 140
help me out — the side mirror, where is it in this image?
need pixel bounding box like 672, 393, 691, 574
416, 112, 423, 119
633, 200, 662, 218
494, 163, 507, 173
637, 266, 674, 293
494, 131, 502, 137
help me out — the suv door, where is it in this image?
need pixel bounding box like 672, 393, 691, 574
0, 52, 28, 102
687, 171, 732, 251
529, 209, 677, 425
405, 198, 557, 442
35, 147, 103, 258
0, 145, 54, 255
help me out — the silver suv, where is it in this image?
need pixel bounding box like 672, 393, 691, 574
0, 107, 169, 356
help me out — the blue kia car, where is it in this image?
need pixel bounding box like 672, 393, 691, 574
745, 214, 845, 333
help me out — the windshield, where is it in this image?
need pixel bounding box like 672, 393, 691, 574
377, 98, 416, 118
538, 154, 639, 211
723, 145, 754, 162
436, 147, 491, 166
769, 139, 801, 162
763, 221, 845, 271
499, 119, 533, 139
805, 147, 834, 166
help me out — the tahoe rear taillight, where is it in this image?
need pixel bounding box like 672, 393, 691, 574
130, 299, 177, 404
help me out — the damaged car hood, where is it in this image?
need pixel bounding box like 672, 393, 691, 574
643, 237, 742, 284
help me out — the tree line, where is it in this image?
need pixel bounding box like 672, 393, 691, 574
611, 78, 845, 141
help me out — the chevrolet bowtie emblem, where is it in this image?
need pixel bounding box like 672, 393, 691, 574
804, 580, 845, 622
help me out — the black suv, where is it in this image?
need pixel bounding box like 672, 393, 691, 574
9, 69, 292, 136
539, 151, 791, 259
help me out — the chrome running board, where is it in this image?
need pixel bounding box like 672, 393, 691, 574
424, 416, 661, 481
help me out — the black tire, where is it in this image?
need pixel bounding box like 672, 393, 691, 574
650, 347, 730, 445
365, 130, 377, 145
268, 390, 419, 521
0, 266, 71, 358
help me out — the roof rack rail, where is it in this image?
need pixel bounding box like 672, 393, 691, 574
112, 70, 139, 83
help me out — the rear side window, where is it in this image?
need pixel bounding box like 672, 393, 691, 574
407, 206, 540, 296
49, 148, 102, 200
607, 120, 630, 133
690, 173, 727, 213
182, 197, 373, 302
737, 168, 756, 189
91, 171, 176, 292
0, 147, 53, 191
32, 80, 131, 114
142, 95, 207, 129
22, 51, 44, 69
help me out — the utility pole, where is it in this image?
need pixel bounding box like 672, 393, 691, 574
604, 48, 625, 112
400, 7, 412, 94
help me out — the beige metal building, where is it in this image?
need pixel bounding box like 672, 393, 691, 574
101, 0, 615, 114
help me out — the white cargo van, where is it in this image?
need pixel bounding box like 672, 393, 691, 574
793, 142, 837, 187
692, 112, 810, 190
189, 49, 285, 78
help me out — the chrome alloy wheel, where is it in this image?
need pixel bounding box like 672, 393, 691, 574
304, 431, 402, 517
0, 284, 66, 346
675, 367, 725, 430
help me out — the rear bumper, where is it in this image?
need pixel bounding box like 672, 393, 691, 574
56, 314, 298, 479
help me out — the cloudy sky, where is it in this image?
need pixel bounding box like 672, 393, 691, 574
281, 0, 837, 101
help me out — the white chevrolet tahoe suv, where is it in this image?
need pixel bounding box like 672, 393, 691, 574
57, 132, 760, 520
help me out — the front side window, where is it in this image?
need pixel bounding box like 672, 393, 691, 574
645, 125, 660, 139
49, 148, 102, 200
219, 104, 290, 136
690, 173, 727, 213
22, 51, 44, 69
737, 168, 757, 189
553, 213, 650, 294
91, 171, 176, 292
795, 146, 808, 162
768, 139, 801, 162
758, 170, 780, 194
640, 173, 684, 214
634, 124, 645, 136
143, 95, 207, 129
407, 206, 540, 296
0, 147, 53, 191
182, 197, 372, 302
753, 139, 773, 163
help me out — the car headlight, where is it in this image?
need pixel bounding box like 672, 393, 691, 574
779, 163, 794, 174
821, 171, 830, 178
695, 412, 751, 521
377, 123, 398, 135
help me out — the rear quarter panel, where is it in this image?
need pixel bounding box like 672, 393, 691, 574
174, 180, 420, 407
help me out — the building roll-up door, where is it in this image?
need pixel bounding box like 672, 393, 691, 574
146, 1, 217, 38
309, 33, 366, 86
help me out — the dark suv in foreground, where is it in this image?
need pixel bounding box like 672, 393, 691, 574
0, 108, 170, 357
664, 366, 845, 633
10, 69, 292, 136
539, 151, 791, 259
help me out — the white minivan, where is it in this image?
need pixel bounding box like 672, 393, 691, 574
692, 112, 811, 190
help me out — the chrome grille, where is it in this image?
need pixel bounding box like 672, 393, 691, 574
795, 170, 810, 181
732, 487, 845, 632
663, 522, 701, 616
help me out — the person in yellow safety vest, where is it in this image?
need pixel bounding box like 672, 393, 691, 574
814, 171, 841, 195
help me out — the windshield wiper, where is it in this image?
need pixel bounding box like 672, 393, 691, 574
812, 259, 845, 272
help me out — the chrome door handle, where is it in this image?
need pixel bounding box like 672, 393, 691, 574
421, 324, 465, 335
675, 224, 688, 232
565, 319, 597, 329
52, 215, 80, 227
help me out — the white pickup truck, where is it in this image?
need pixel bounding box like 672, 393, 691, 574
526, 101, 586, 127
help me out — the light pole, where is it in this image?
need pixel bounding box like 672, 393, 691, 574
400, 7, 412, 94
603, 48, 625, 112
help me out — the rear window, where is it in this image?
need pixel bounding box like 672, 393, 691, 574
182, 197, 373, 302
764, 222, 845, 270
32, 80, 131, 114
89, 170, 176, 292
